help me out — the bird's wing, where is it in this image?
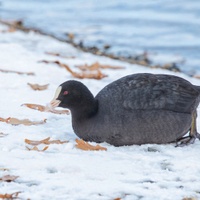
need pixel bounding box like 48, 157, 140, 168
99, 74, 200, 114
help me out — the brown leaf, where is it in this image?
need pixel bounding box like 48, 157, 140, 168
10, 20, 23, 27
0, 168, 9, 171
0, 175, 19, 182
46, 139, 68, 144
0, 117, 46, 126
182, 198, 198, 200
77, 62, 125, 71
45, 52, 76, 59
7, 27, 17, 33
75, 139, 107, 151
193, 75, 200, 79
0, 118, 5, 123
27, 83, 49, 91
67, 33, 75, 40
0, 132, 8, 137
0, 27, 16, 33
22, 103, 69, 115
0, 68, 35, 75
0, 192, 21, 199
39, 60, 107, 80
25, 137, 50, 145
25, 137, 68, 146
26, 146, 49, 152
48, 109, 70, 115
22, 103, 46, 112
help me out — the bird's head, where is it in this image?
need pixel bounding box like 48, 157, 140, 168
49, 80, 93, 110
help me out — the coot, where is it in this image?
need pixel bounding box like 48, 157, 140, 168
50, 73, 200, 146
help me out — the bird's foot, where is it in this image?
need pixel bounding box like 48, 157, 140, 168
176, 132, 200, 147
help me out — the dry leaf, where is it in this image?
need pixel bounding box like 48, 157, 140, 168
26, 146, 49, 152
114, 198, 121, 200
182, 198, 198, 200
0, 175, 19, 182
22, 103, 45, 112
7, 27, 16, 33
25, 137, 51, 146
8, 20, 23, 27
46, 139, 68, 144
25, 137, 68, 146
39, 60, 107, 80
0, 117, 46, 126
0, 27, 16, 33
0, 192, 21, 199
77, 62, 125, 71
67, 33, 75, 40
75, 139, 107, 151
45, 52, 76, 59
0, 68, 35, 75
193, 75, 200, 79
0, 132, 8, 137
22, 103, 69, 114
0, 168, 9, 171
0, 118, 7, 122
27, 83, 49, 91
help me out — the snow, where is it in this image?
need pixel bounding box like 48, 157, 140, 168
0, 23, 200, 200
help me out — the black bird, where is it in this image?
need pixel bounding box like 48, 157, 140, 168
50, 73, 200, 146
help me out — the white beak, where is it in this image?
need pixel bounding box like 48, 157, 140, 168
49, 86, 62, 109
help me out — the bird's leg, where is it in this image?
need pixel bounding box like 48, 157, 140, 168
176, 111, 200, 147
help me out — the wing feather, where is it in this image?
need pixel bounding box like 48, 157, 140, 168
97, 74, 200, 114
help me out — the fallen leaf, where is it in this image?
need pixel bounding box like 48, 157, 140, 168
75, 139, 107, 151
47, 139, 68, 144
7, 27, 17, 33
27, 83, 49, 91
0, 168, 9, 171
26, 146, 49, 152
67, 33, 75, 40
0, 27, 16, 33
193, 75, 200, 79
45, 52, 76, 59
0, 175, 19, 182
39, 60, 107, 80
182, 198, 198, 200
22, 103, 69, 114
0, 117, 46, 126
0, 132, 8, 137
22, 103, 45, 112
0, 68, 35, 75
77, 62, 125, 71
114, 198, 121, 200
9, 20, 23, 27
25, 137, 68, 146
0, 118, 7, 123
0, 192, 21, 199
25, 137, 51, 146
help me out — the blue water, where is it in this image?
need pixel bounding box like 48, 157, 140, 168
1, 0, 200, 74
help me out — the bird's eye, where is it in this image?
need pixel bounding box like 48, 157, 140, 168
63, 91, 69, 95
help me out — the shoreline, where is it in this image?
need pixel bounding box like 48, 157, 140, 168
0, 19, 184, 74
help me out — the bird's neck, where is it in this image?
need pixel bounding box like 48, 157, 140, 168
71, 96, 98, 121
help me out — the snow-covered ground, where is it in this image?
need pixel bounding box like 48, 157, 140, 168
0, 23, 200, 200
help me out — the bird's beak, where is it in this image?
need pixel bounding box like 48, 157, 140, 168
49, 86, 62, 109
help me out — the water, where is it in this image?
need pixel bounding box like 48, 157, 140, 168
0, 0, 200, 74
